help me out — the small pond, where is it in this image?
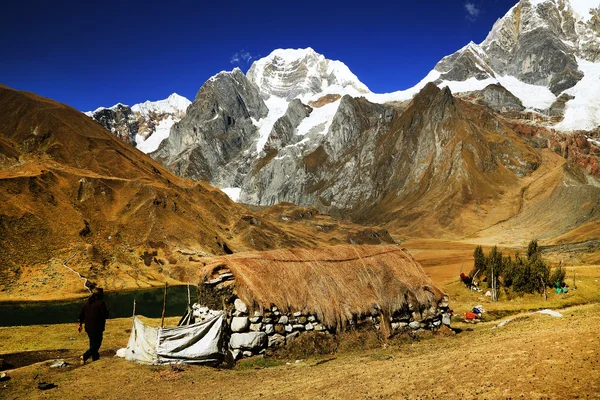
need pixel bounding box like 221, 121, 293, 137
0, 285, 197, 327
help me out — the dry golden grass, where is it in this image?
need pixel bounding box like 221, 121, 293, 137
197, 245, 446, 329
1, 303, 599, 399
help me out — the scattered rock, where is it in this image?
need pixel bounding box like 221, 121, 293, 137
249, 323, 262, 332
307, 315, 316, 322
268, 334, 285, 348
264, 324, 274, 335
234, 299, 248, 314
263, 318, 273, 324
286, 331, 300, 342
274, 324, 286, 334
38, 382, 57, 390
278, 315, 289, 324
442, 313, 452, 326
313, 324, 326, 331
305, 322, 314, 331
0, 372, 9, 381
292, 324, 305, 331
242, 351, 253, 358
293, 311, 302, 317
249, 316, 261, 323
49, 360, 68, 368
298, 316, 308, 324
231, 349, 241, 360
391, 322, 407, 330
409, 321, 421, 330
254, 311, 263, 317
229, 332, 268, 350
231, 317, 250, 332
285, 324, 293, 333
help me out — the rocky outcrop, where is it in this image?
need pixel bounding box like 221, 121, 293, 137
263, 99, 312, 151
435, 0, 600, 98
474, 84, 525, 112
86, 93, 191, 153
87, 104, 139, 146
151, 69, 268, 187
240, 84, 539, 235
549, 93, 575, 117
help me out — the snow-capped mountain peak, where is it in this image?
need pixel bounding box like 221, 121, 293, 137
85, 93, 191, 154
247, 47, 370, 101
131, 93, 191, 118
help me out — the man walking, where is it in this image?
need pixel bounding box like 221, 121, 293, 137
78, 287, 109, 364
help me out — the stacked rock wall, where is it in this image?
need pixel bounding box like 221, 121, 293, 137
197, 268, 451, 360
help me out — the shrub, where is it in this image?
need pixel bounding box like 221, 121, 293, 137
472, 240, 552, 296
549, 265, 566, 288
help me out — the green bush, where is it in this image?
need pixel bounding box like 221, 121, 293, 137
549, 265, 567, 287
472, 240, 553, 296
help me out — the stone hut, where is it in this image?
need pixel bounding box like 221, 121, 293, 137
193, 245, 450, 359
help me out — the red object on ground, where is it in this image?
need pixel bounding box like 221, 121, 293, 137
465, 312, 478, 320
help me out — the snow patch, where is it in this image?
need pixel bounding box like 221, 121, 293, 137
221, 187, 241, 202
557, 58, 600, 131
496, 76, 556, 109
135, 116, 176, 153
131, 93, 191, 117
296, 99, 341, 136
254, 96, 289, 153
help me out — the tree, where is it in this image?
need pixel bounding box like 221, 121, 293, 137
471, 245, 485, 277
486, 246, 503, 290
527, 239, 539, 260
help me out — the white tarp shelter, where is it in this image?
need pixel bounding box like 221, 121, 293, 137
117, 312, 226, 365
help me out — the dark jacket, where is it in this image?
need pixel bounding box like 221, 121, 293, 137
78, 295, 109, 333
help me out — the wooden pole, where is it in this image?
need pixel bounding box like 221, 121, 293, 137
133, 299, 136, 317
161, 282, 168, 328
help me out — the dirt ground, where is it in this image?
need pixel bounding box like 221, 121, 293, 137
2, 241, 600, 399
1, 303, 599, 399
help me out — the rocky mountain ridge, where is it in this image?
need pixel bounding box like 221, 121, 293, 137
0, 85, 395, 300
84, 0, 600, 242
85, 93, 191, 153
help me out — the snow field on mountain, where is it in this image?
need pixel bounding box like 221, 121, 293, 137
296, 99, 341, 136
221, 187, 242, 202
253, 97, 289, 153
557, 59, 600, 132
136, 116, 176, 153
132, 93, 191, 117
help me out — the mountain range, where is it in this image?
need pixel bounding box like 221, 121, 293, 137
84, 0, 600, 240
4, 0, 600, 299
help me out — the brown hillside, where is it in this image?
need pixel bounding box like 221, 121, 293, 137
0, 86, 391, 300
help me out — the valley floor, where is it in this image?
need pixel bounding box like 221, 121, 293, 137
1, 302, 599, 399
2, 241, 600, 399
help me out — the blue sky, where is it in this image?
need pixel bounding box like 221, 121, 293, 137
2, 0, 516, 111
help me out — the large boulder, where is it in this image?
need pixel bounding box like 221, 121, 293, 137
229, 332, 268, 350
234, 299, 248, 314
231, 317, 250, 332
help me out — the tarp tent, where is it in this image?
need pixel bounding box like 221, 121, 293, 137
118, 312, 226, 365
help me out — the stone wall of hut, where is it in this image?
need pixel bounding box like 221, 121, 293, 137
197, 267, 451, 360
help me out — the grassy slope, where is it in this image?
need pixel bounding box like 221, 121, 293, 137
2, 243, 599, 399
1, 304, 598, 399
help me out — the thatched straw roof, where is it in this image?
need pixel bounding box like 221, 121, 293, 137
198, 245, 447, 330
